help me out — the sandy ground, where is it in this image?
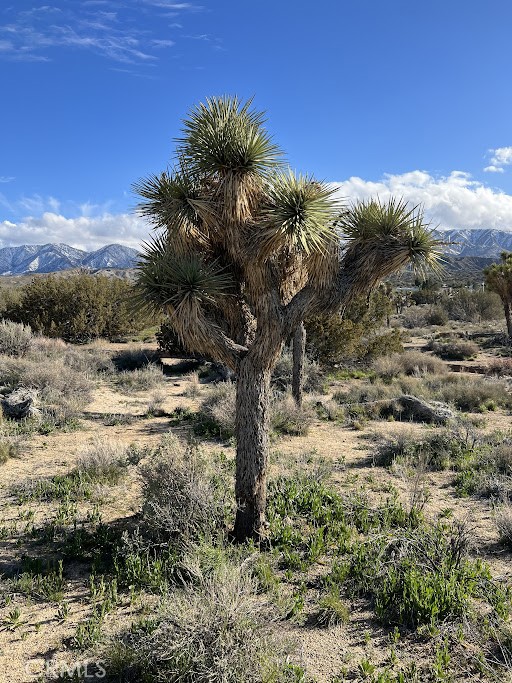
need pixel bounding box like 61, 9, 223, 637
0, 342, 511, 682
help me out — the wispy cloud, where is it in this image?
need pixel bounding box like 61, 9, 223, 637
0, 2, 193, 65
484, 146, 512, 173
0, 176, 15, 184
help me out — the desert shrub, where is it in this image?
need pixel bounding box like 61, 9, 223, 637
0, 355, 94, 416
195, 382, 236, 439
439, 288, 502, 323
426, 375, 509, 412
139, 434, 232, 544
401, 306, 429, 329
112, 347, 161, 371
102, 564, 302, 683
272, 350, 326, 394
328, 521, 509, 628
373, 350, 446, 381
0, 435, 22, 463
486, 358, 512, 376
496, 503, 512, 548
0, 320, 33, 356
428, 339, 479, 361
3, 273, 154, 343
305, 288, 395, 366
410, 281, 441, 305
332, 382, 398, 421
454, 442, 512, 499
76, 440, 128, 485
27, 337, 114, 375
114, 364, 165, 392
270, 394, 314, 436
425, 305, 449, 326
373, 427, 476, 471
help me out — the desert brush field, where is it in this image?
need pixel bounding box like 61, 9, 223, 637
1, 319, 512, 682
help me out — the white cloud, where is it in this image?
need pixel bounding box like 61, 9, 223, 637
4, 169, 512, 251
0, 176, 15, 184
484, 146, 512, 173
334, 170, 512, 231
0, 212, 149, 251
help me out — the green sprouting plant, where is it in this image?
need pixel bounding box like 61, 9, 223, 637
267, 475, 420, 570
2, 606, 25, 631
326, 521, 510, 628
10, 558, 66, 603
434, 640, 452, 682
285, 582, 307, 622
57, 601, 70, 622
315, 586, 350, 627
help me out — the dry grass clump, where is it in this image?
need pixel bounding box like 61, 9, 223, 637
76, 439, 128, 485
139, 434, 232, 544
0, 320, 33, 356
146, 389, 167, 416
486, 357, 512, 377
272, 350, 326, 394
270, 393, 314, 436
373, 350, 446, 381
184, 371, 201, 397
103, 564, 298, 683
114, 364, 165, 392
0, 434, 22, 464
196, 382, 236, 438
496, 502, 512, 548
0, 355, 95, 415
428, 338, 479, 361
426, 374, 510, 412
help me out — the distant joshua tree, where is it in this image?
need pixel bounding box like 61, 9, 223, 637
134, 96, 439, 541
485, 252, 512, 337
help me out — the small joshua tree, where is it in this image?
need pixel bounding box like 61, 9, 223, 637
485, 252, 512, 338
134, 96, 439, 541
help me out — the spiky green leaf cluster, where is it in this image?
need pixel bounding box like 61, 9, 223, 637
257, 172, 339, 257
339, 198, 442, 276
133, 168, 202, 232
134, 235, 234, 314
177, 96, 283, 178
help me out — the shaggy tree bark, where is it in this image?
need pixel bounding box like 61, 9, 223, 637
505, 303, 512, 338
234, 355, 272, 541
292, 322, 306, 407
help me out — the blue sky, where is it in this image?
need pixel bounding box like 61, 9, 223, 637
1, 0, 512, 249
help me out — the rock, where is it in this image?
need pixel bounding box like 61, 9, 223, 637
394, 394, 455, 424
2, 388, 40, 420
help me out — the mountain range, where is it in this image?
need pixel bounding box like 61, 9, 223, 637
0, 243, 139, 275
435, 229, 512, 259
1, 229, 512, 275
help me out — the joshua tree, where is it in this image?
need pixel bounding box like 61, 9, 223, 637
134, 96, 439, 541
485, 252, 512, 337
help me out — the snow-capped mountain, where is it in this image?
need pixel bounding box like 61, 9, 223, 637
435, 229, 512, 259
2, 230, 512, 276
0, 243, 139, 275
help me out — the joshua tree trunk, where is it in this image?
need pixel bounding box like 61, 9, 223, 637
505, 303, 512, 338
292, 322, 306, 408
233, 354, 272, 541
